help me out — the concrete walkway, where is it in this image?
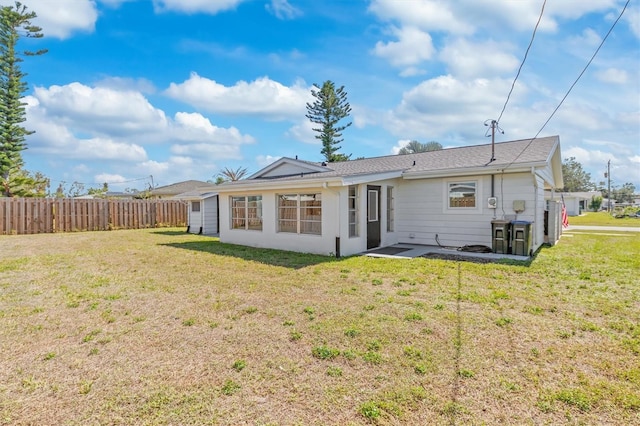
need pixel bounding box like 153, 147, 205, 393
566, 225, 640, 232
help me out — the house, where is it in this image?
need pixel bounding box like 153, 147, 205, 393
151, 180, 210, 199
172, 185, 219, 235
214, 136, 564, 257
546, 191, 602, 216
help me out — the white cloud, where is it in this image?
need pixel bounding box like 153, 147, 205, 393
386, 75, 512, 138
623, 5, 640, 38
94, 173, 128, 184
440, 38, 519, 78
286, 119, 317, 144
373, 26, 435, 67
152, 0, 245, 14
24, 83, 256, 183
390, 139, 412, 155
0, 0, 98, 39
256, 155, 280, 168
25, 95, 148, 161
165, 73, 311, 120
568, 28, 602, 49
266, 0, 302, 20
34, 83, 168, 136
368, 0, 474, 34
172, 112, 255, 145
596, 68, 629, 84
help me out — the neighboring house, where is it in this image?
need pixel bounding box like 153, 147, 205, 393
214, 136, 564, 257
151, 180, 210, 199
546, 191, 602, 216
173, 185, 219, 235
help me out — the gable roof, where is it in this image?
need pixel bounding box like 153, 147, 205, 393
172, 187, 218, 200
151, 180, 211, 196
217, 136, 562, 191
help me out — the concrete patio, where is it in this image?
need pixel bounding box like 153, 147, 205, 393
363, 243, 530, 262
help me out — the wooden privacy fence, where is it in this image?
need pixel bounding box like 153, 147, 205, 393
0, 198, 187, 235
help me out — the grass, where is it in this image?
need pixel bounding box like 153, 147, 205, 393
0, 228, 638, 424
569, 211, 640, 227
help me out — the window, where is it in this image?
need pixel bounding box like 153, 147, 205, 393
348, 185, 358, 237
368, 189, 378, 222
386, 186, 394, 232
278, 193, 321, 235
448, 181, 476, 208
191, 201, 201, 212
230, 196, 262, 230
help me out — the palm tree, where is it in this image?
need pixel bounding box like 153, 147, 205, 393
217, 166, 248, 182
398, 140, 442, 155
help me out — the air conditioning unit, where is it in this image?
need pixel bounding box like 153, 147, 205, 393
487, 197, 497, 209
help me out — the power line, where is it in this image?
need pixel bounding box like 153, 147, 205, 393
504, 0, 630, 170
496, 0, 547, 125
48, 175, 152, 187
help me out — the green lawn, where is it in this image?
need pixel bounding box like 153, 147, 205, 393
0, 229, 638, 425
569, 211, 640, 227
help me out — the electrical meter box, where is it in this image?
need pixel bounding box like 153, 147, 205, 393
513, 200, 525, 213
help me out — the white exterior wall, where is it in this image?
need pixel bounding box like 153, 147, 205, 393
219, 188, 341, 256
340, 180, 400, 256
203, 197, 218, 234
396, 173, 537, 249
533, 174, 545, 252
218, 180, 400, 257
187, 202, 202, 233
187, 197, 218, 234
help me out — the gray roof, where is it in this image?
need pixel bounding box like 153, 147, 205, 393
151, 180, 211, 196
172, 188, 218, 200
237, 136, 560, 185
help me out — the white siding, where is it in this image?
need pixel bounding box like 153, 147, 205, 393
187, 202, 202, 233
220, 188, 342, 256
203, 197, 218, 234
533, 174, 545, 252
218, 180, 400, 257
396, 173, 537, 248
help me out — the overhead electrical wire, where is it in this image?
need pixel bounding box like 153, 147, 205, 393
496, 0, 547, 126
503, 0, 630, 170
47, 175, 152, 187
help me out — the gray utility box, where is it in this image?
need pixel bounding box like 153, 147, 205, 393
491, 220, 511, 254
511, 221, 533, 256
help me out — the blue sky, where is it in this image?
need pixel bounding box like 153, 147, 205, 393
4, 0, 639, 192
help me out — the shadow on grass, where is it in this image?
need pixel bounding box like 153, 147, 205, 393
151, 230, 190, 236
161, 240, 340, 269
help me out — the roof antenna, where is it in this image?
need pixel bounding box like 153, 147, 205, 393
484, 119, 504, 163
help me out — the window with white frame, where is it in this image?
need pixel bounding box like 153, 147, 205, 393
368, 189, 379, 222
277, 193, 322, 235
386, 186, 394, 232
191, 201, 201, 212
230, 195, 263, 230
448, 181, 476, 208
348, 185, 358, 237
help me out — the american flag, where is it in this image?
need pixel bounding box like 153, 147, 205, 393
561, 195, 569, 228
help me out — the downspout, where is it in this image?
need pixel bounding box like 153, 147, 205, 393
324, 182, 341, 258
201, 199, 205, 234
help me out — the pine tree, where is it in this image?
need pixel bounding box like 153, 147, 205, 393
0, 2, 46, 196
305, 80, 352, 162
